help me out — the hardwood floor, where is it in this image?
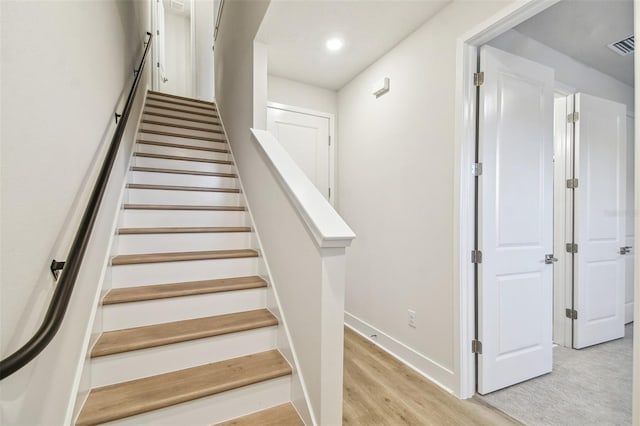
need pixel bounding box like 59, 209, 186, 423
343, 327, 521, 426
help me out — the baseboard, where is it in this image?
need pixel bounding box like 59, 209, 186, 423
625, 302, 634, 324
344, 312, 456, 394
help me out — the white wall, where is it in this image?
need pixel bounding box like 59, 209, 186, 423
268, 75, 338, 116
0, 1, 150, 423
164, 11, 192, 97
488, 29, 634, 113
338, 0, 518, 394
194, 0, 214, 101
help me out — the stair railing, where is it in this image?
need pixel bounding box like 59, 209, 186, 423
0, 31, 153, 380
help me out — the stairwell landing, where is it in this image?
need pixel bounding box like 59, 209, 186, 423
75, 91, 304, 425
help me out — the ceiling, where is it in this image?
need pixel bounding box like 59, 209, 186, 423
256, 0, 451, 90
514, 0, 634, 86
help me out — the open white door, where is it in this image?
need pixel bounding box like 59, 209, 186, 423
477, 46, 554, 394
156, 0, 168, 91
266, 106, 331, 200
625, 114, 635, 324
572, 93, 626, 349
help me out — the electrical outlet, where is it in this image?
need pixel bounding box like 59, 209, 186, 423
408, 309, 416, 328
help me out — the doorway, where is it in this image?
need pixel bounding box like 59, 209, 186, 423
266, 102, 335, 203
152, 0, 195, 98
461, 0, 633, 422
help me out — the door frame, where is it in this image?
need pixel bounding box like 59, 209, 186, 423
266, 101, 336, 205
456, 4, 638, 418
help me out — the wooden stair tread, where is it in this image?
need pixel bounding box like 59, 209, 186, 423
142, 119, 224, 134
216, 403, 304, 426
123, 204, 245, 211
118, 226, 251, 235
134, 152, 233, 165
139, 128, 226, 143
112, 249, 258, 265
130, 166, 236, 178
77, 350, 290, 426
103, 276, 267, 305
127, 183, 240, 193
148, 90, 215, 106
146, 102, 219, 118
146, 96, 217, 111
137, 139, 229, 153
143, 110, 221, 126
91, 309, 277, 357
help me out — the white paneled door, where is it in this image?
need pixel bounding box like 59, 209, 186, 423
572, 93, 627, 349
478, 46, 554, 394
266, 106, 331, 200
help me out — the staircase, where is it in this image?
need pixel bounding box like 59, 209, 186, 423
76, 91, 304, 425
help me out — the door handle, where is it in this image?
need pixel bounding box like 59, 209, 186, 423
544, 254, 558, 264
620, 246, 632, 255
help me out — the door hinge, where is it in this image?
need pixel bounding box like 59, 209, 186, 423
566, 243, 578, 254
157, 29, 160, 35
566, 178, 579, 189
474, 72, 484, 87
328, 136, 331, 146
328, 187, 331, 199
471, 162, 483, 177
568, 112, 580, 123
471, 250, 482, 264
565, 308, 578, 320
157, 62, 160, 68
472, 339, 483, 354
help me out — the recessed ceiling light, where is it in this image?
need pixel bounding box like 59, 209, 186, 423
326, 38, 343, 52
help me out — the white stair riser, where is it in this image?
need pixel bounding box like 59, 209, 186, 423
102, 376, 291, 426
112, 257, 258, 287
91, 327, 277, 387
137, 143, 230, 161
130, 171, 238, 189
143, 113, 222, 131
116, 232, 252, 254
147, 95, 214, 109
146, 99, 217, 115
145, 107, 218, 123
137, 131, 226, 148
133, 156, 234, 174
103, 288, 267, 330
127, 188, 241, 206
138, 131, 226, 150
121, 210, 247, 228
141, 122, 223, 139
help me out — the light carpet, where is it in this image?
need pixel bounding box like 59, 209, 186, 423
478, 324, 633, 426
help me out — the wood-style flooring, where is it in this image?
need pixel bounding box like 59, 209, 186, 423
343, 327, 520, 426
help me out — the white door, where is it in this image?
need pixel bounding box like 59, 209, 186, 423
477, 45, 554, 394
157, 0, 168, 91
266, 106, 331, 200
625, 115, 635, 324
572, 93, 626, 349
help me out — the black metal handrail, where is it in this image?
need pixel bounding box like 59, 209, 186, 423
0, 32, 153, 380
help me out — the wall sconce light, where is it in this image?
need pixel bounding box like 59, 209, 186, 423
372, 77, 390, 97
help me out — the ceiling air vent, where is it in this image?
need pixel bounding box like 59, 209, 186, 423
608, 35, 634, 56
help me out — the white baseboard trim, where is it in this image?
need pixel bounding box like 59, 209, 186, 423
625, 302, 634, 324
344, 312, 456, 394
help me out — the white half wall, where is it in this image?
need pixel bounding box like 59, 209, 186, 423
337, 0, 518, 395
488, 29, 634, 113
0, 1, 150, 423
